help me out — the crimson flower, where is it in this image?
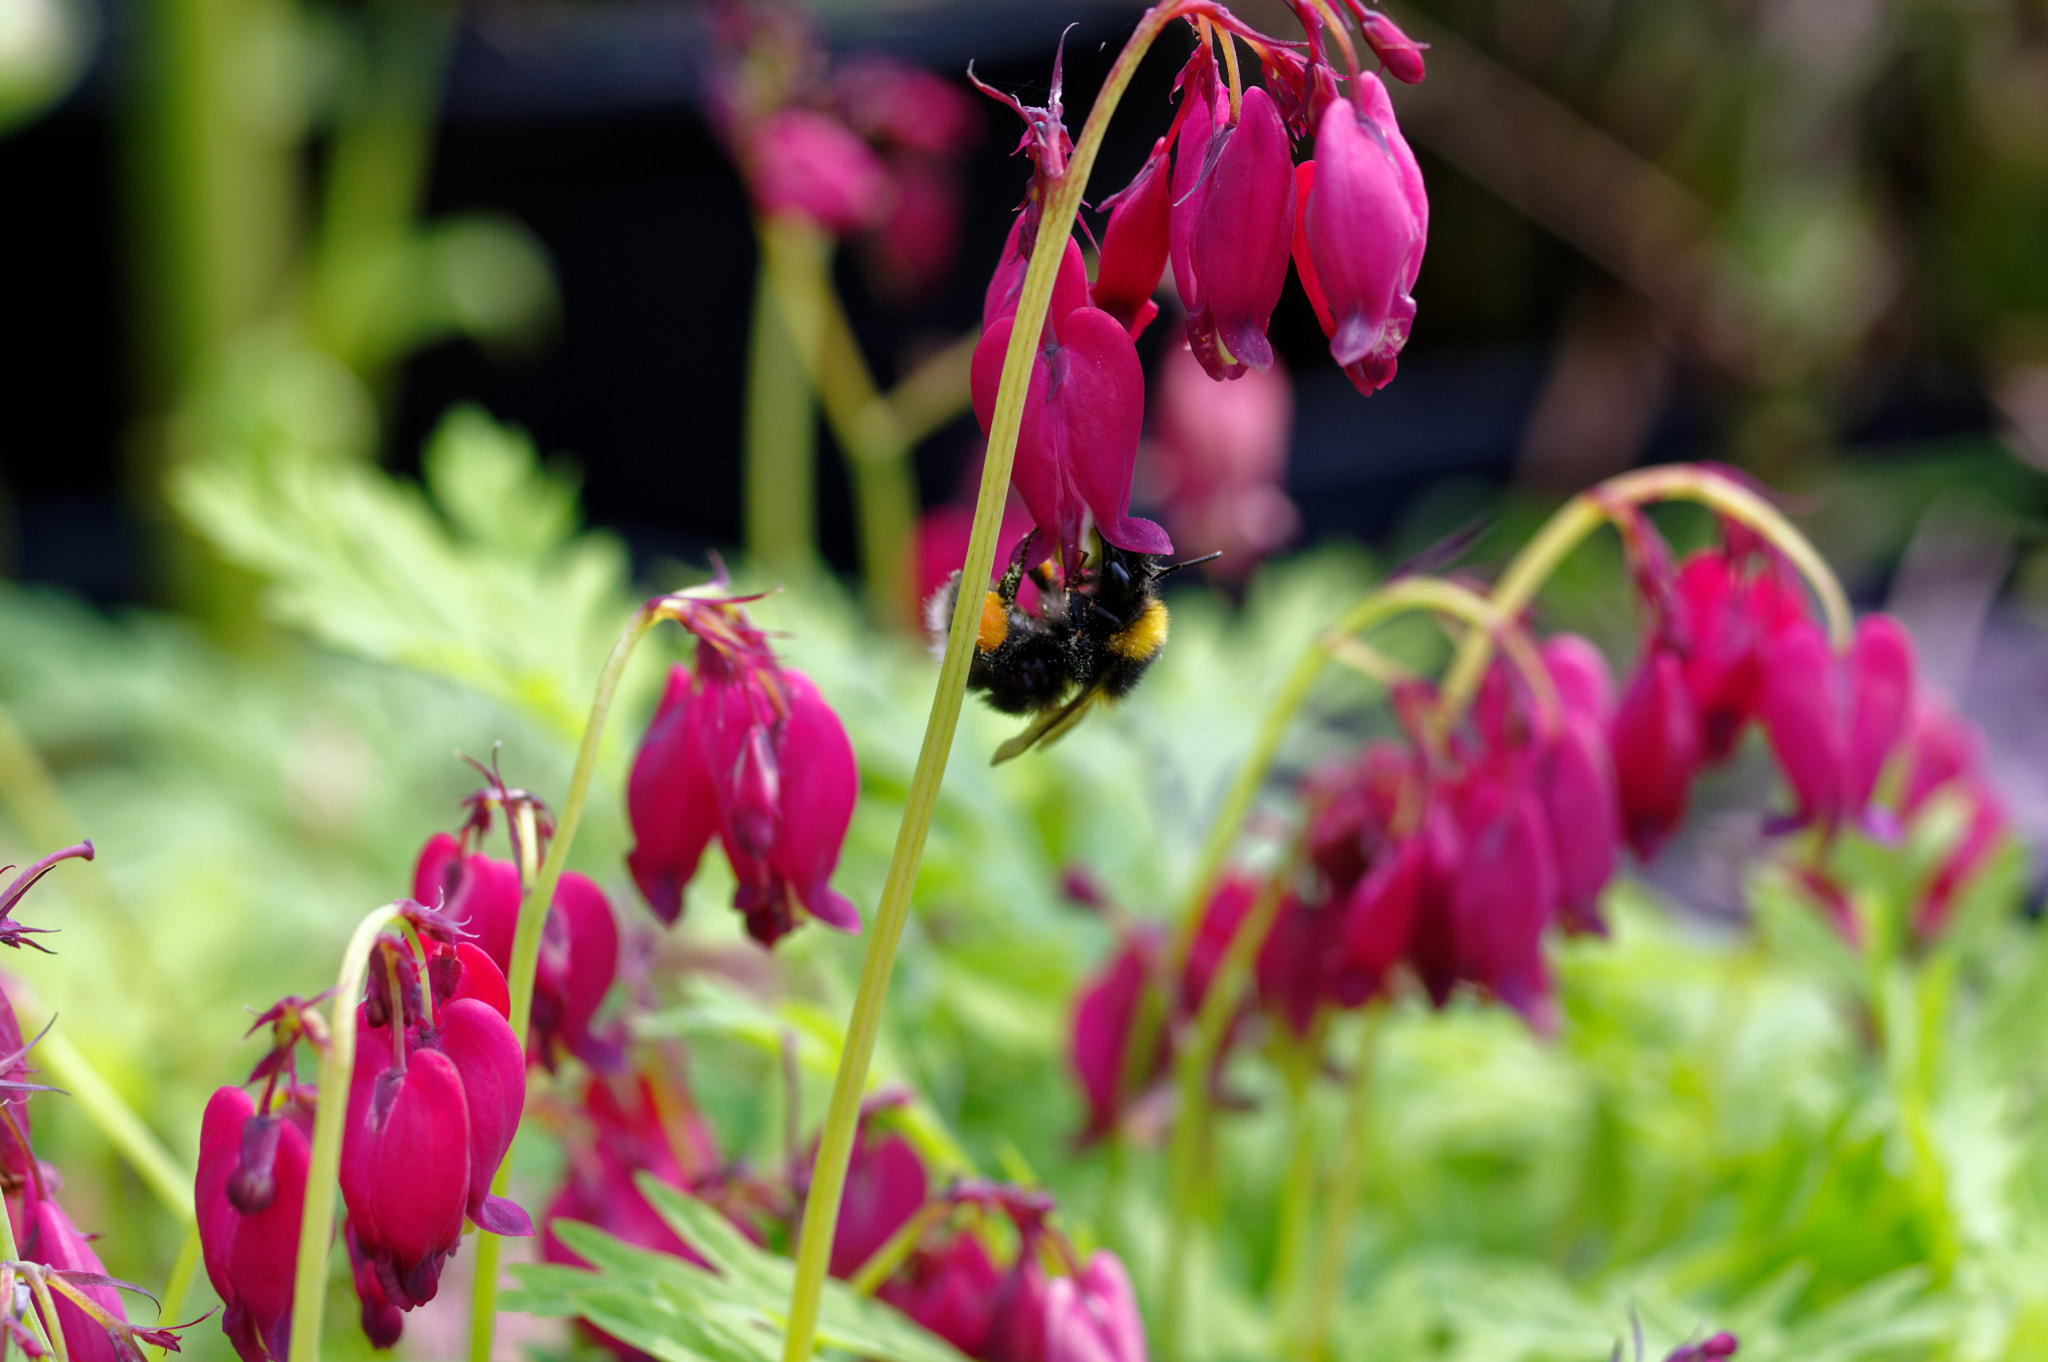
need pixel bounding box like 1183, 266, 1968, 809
198, 1087, 308, 1362
1171, 82, 1297, 380
1044, 1251, 1148, 1362
1292, 74, 1428, 395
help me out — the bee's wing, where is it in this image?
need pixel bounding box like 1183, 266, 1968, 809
991, 686, 1105, 765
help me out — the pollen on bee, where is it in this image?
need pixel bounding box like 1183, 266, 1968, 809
1109, 599, 1169, 662
977, 591, 1010, 653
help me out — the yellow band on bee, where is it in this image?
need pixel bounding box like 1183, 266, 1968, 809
978, 592, 1010, 653
1109, 599, 1169, 661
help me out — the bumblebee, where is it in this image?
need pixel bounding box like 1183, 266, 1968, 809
927, 533, 1218, 763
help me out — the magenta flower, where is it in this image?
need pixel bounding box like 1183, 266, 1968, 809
1044, 1251, 1148, 1362
1611, 649, 1702, 860
340, 1043, 471, 1310
198, 1087, 308, 1362
745, 109, 892, 235
1443, 770, 1559, 1029
1144, 343, 1297, 575
1672, 549, 1805, 762
345, 1220, 404, 1350
1068, 932, 1168, 1144
626, 614, 863, 949
1171, 84, 1298, 380
829, 1124, 929, 1279
878, 1232, 1004, 1357
30, 1199, 128, 1362
1358, 10, 1428, 84
1665, 1333, 1739, 1361
427, 997, 531, 1235
410, 834, 618, 1065
1090, 141, 1172, 340
1292, 75, 1428, 395
971, 232, 1172, 572
1759, 614, 1916, 833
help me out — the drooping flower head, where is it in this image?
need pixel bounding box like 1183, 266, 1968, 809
626, 587, 862, 947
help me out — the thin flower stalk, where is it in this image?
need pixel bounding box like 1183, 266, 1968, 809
777, 9, 1191, 1362
745, 215, 828, 579
469, 603, 661, 1362
287, 903, 408, 1362
1155, 576, 1541, 1359
1298, 1010, 1381, 1362
1437, 465, 1854, 717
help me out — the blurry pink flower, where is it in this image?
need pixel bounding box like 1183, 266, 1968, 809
1171, 84, 1298, 380
1068, 931, 1167, 1144
830, 1125, 929, 1279
1292, 75, 1427, 395
863, 160, 967, 301
1044, 1251, 1148, 1362
1144, 343, 1296, 575
1759, 614, 1916, 833
835, 56, 980, 159
747, 109, 892, 235
1611, 649, 1702, 860
878, 1232, 1005, 1357
1672, 549, 1805, 762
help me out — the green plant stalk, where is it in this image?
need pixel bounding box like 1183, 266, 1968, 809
746, 216, 827, 579
18, 1019, 196, 1222
776, 10, 1186, 1361
1159, 863, 1293, 1362
467, 607, 660, 1362
1298, 1010, 1381, 1362
759, 233, 922, 633
1437, 464, 1855, 716
154, 1225, 203, 1361
29, 1268, 71, 1362
1266, 1029, 1327, 1346
287, 904, 406, 1362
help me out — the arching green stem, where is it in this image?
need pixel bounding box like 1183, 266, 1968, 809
777, 10, 1190, 1361
1297, 1009, 1382, 1362
469, 603, 660, 1362
288, 903, 407, 1362
1437, 464, 1855, 718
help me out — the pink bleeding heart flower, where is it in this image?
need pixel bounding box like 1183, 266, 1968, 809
1540, 711, 1619, 936
1672, 550, 1807, 763
531, 873, 620, 1069
746, 109, 892, 236
198, 1087, 308, 1362
721, 668, 862, 946
1759, 614, 1917, 834
829, 1124, 929, 1280
624, 667, 722, 929
340, 1043, 471, 1311
972, 236, 1172, 573
835, 56, 980, 160
1044, 1250, 1149, 1362
30, 1199, 128, 1362
1666, 1330, 1741, 1360
1611, 648, 1702, 860
1445, 769, 1559, 1030
1172, 84, 1298, 380
627, 659, 862, 948
1336, 832, 1429, 997
1090, 141, 1172, 340
878, 1231, 1005, 1358
1145, 343, 1297, 576
984, 205, 1094, 334
426, 997, 531, 1236
345, 1220, 404, 1349
1255, 894, 1338, 1034
1069, 930, 1169, 1145
0, 986, 45, 1249
1358, 10, 1428, 84
1292, 74, 1428, 395
409, 837, 617, 1064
